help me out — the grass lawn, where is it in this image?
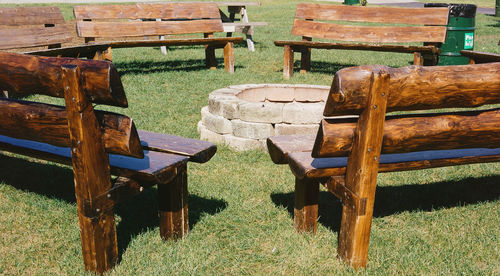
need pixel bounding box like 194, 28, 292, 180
0, 0, 499, 274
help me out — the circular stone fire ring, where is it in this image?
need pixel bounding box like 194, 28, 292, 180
197, 84, 330, 151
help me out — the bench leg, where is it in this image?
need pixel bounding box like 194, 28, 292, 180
300, 47, 311, 74
413, 52, 423, 66
93, 47, 112, 61
294, 177, 319, 233
158, 163, 189, 240
283, 45, 294, 79
224, 42, 235, 73
205, 45, 217, 70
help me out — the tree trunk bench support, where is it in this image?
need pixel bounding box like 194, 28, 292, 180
267, 62, 500, 268
73, 3, 244, 73
0, 52, 217, 273
275, 3, 450, 79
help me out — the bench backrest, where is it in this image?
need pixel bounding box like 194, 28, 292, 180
0, 6, 72, 50
74, 3, 224, 39
0, 51, 143, 159
292, 3, 449, 43
312, 63, 500, 157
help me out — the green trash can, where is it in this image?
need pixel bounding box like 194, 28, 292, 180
425, 3, 477, 65
343, 0, 360, 5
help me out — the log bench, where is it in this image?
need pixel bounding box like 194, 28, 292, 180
267, 62, 500, 268
73, 3, 244, 73
275, 3, 450, 79
0, 52, 216, 273
0, 6, 115, 60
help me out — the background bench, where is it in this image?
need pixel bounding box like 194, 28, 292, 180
73, 3, 244, 73
0, 52, 216, 273
267, 63, 500, 268
0, 6, 115, 60
275, 3, 449, 78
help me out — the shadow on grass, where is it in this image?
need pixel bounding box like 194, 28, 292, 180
0, 154, 227, 259
114, 58, 243, 75
293, 60, 358, 75
271, 175, 500, 232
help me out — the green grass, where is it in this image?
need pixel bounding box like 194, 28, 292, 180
1, 0, 499, 274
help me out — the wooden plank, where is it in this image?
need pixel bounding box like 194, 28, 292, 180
74, 3, 221, 20
313, 109, 500, 158
0, 98, 143, 158
295, 4, 449, 25
460, 50, 500, 64
224, 42, 235, 73
267, 135, 316, 164
138, 130, 216, 163
288, 149, 500, 179
292, 20, 447, 43
0, 135, 188, 185
283, 45, 294, 79
77, 20, 224, 38
0, 6, 65, 25
62, 65, 118, 273
0, 26, 71, 50
275, 40, 439, 54
0, 52, 127, 107
323, 63, 500, 116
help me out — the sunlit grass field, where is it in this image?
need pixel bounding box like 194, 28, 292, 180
0, 0, 499, 274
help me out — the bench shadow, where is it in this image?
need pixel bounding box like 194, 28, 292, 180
0, 154, 227, 260
271, 175, 500, 232
114, 59, 243, 75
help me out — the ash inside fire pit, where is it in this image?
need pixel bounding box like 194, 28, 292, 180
198, 84, 329, 151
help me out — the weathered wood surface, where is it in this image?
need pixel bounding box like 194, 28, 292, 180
138, 130, 216, 163
77, 20, 224, 38
25, 43, 114, 58
0, 52, 127, 107
0, 6, 65, 25
267, 135, 316, 164
0, 98, 143, 158
74, 3, 221, 20
324, 63, 500, 116
275, 40, 439, 54
288, 149, 500, 179
292, 20, 447, 43
0, 26, 71, 50
0, 135, 188, 185
62, 65, 118, 273
460, 50, 500, 64
294, 177, 319, 233
313, 109, 500, 158
295, 3, 448, 25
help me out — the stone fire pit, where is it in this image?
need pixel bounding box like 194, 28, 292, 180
197, 84, 330, 151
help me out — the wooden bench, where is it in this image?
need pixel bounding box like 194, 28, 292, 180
267, 62, 500, 268
0, 6, 115, 60
275, 3, 450, 78
73, 3, 244, 73
0, 52, 216, 273
461, 50, 500, 64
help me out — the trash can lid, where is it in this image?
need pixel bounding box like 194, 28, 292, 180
424, 3, 477, 18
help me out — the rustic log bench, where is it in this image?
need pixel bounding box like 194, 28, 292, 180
275, 3, 450, 78
73, 3, 244, 73
0, 6, 115, 60
0, 52, 216, 273
267, 63, 500, 268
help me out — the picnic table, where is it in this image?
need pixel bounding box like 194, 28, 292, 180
158, 2, 266, 53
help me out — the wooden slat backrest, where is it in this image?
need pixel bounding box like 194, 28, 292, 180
74, 3, 224, 38
323, 63, 500, 116
292, 3, 448, 43
0, 6, 72, 50
0, 52, 127, 107
312, 63, 500, 157
0, 6, 65, 26
295, 3, 449, 25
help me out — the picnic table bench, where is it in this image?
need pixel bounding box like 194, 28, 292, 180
267, 62, 500, 268
0, 52, 216, 273
275, 3, 450, 78
73, 2, 244, 73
